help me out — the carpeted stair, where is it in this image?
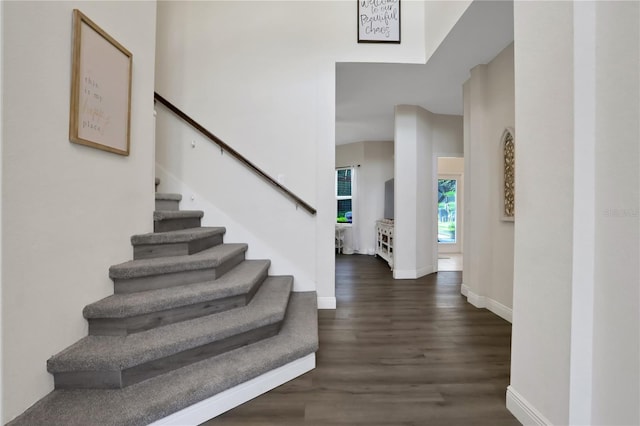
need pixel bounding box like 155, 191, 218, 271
9, 192, 318, 426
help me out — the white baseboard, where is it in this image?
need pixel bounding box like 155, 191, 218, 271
393, 269, 414, 279
506, 385, 552, 425
393, 265, 434, 279
317, 296, 336, 310
416, 265, 434, 278
486, 298, 513, 323
462, 285, 513, 323
461, 283, 470, 297
466, 287, 486, 309
149, 353, 316, 426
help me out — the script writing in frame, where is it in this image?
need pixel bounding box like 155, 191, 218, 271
358, 0, 401, 44
69, 9, 133, 156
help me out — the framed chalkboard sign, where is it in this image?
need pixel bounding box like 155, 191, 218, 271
358, 0, 401, 43
69, 9, 133, 156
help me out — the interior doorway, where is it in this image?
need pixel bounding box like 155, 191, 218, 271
437, 157, 464, 271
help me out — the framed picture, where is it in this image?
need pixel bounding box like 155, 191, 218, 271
358, 0, 401, 44
69, 9, 133, 156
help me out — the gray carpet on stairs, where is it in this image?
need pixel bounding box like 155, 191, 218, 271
154, 193, 182, 201
84, 259, 270, 318
153, 210, 203, 221
10, 195, 318, 425
49, 277, 293, 372
131, 226, 225, 245
110, 244, 248, 280
9, 292, 318, 426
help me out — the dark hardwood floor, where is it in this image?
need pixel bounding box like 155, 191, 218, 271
204, 254, 519, 426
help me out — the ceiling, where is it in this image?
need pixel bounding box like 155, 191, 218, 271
335, 0, 514, 146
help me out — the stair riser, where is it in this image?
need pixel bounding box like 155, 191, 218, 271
53, 370, 123, 389
89, 278, 264, 336
53, 322, 282, 389
133, 234, 224, 260
155, 199, 180, 211
154, 217, 201, 233
113, 252, 246, 294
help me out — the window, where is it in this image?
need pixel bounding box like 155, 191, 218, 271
336, 168, 353, 223
438, 179, 457, 243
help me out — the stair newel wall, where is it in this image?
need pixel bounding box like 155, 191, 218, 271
154, 105, 318, 295
1, 2, 157, 422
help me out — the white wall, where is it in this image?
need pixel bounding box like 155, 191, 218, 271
362, 141, 395, 254
394, 105, 423, 278
335, 142, 365, 170
509, 3, 640, 425
590, 1, 639, 424
432, 114, 464, 156
415, 107, 434, 277
510, 5, 574, 424
0, 1, 4, 422
461, 43, 514, 322
424, 0, 473, 60
1, 2, 157, 422
438, 157, 464, 175
335, 141, 394, 256
155, 1, 430, 308
394, 105, 462, 279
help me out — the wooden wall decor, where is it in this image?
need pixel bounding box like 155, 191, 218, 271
502, 129, 515, 220
69, 9, 133, 156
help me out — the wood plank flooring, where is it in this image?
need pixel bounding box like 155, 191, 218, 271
204, 254, 519, 425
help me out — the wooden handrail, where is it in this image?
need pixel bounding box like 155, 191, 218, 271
154, 92, 317, 215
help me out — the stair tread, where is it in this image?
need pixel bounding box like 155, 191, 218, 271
155, 193, 182, 201
109, 243, 247, 280
11, 293, 317, 426
48, 277, 293, 372
84, 260, 270, 319
153, 210, 203, 220
131, 226, 226, 246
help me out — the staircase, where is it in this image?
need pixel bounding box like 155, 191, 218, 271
9, 192, 318, 425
